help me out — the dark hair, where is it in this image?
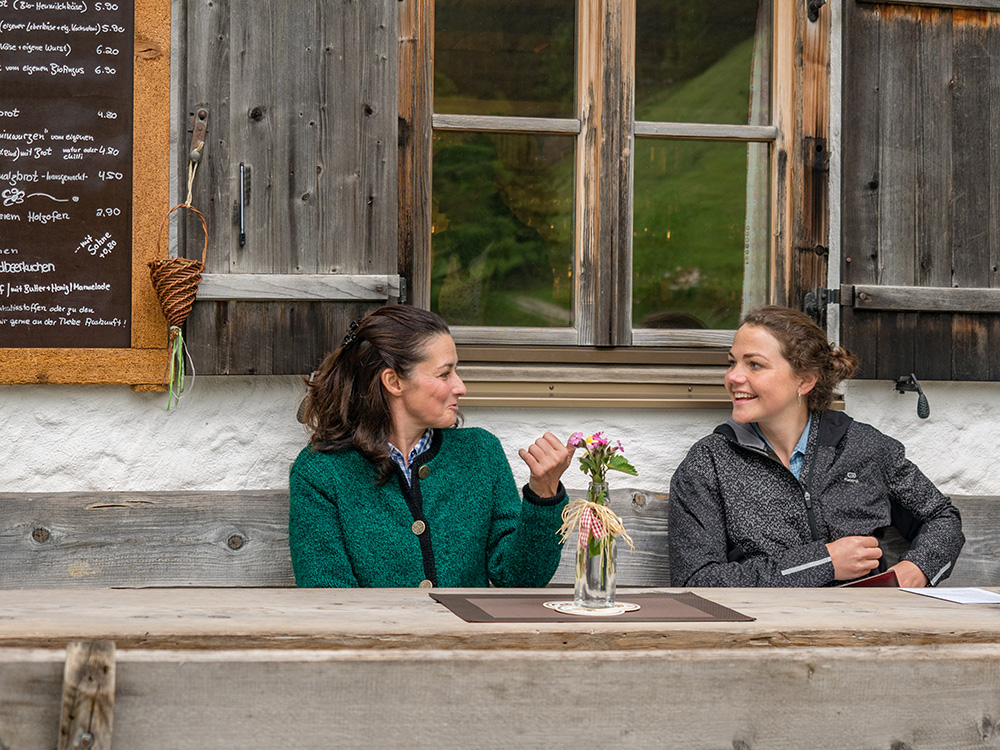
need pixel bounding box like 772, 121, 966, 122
302, 305, 452, 482
739, 305, 859, 412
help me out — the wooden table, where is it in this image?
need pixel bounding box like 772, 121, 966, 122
3, 587, 1000, 749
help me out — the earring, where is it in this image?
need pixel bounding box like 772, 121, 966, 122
798, 392, 802, 406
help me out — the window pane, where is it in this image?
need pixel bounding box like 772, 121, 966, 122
633, 139, 768, 330
431, 132, 575, 327
434, 0, 575, 117
635, 0, 769, 125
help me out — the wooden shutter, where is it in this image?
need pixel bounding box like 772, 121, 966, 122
840, 1, 1000, 380
178, 0, 400, 375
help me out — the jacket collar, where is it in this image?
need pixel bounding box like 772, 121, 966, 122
714, 410, 854, 449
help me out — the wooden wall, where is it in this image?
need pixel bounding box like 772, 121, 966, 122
177, 0, 399, 375
841, 2, 1000, 380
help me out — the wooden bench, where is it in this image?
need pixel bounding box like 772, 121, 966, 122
1, 490, 998, 749
1, 490, 995, 588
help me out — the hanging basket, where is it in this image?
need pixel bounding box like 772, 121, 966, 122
148, 203, 209, 408
148, 203, 208, 339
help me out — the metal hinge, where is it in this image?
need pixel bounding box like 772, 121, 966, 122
803, 287, 840, 322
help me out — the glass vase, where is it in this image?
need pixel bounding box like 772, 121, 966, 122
574, 482, 617, 608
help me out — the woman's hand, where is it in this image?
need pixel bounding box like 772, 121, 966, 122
519, 432, 576, 498
889, 560, 929, 587
826, 535, 882, 580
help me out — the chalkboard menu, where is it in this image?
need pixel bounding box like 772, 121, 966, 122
0, 1, 134, 348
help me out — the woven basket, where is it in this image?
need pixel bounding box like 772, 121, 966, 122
148, 204, 208, 337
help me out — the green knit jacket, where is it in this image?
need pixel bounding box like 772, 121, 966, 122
288, 427, 568, 588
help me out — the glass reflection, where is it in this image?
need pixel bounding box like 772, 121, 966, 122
435, 0, 575, 117
431, 131, 575, 327
633, 139, 768, 330
635, 0, 768, 125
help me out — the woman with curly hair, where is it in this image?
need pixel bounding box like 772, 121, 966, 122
669, 306, 963, 588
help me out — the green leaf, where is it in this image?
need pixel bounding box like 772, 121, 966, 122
606, 454, 638, 476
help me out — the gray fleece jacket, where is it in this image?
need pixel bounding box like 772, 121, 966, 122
668, 411, 964, 587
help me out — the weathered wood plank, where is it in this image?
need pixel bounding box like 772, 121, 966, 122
58, 642, 115, 750
4, 588, 1000, 651
848, 284, 1000, 311
0, 491, 296, 589
2, 641, 1000, 750
550, 488, 667, 586
182, 0, 398, 375
0, 492, 996, 589
840, 0, 881, 377
196, 273, 401, 301
451, 327, 737, 348
68, 646, 1000, 749
398, 0, 433, 309
432, 114, 581, 134
7, 643, 1000, 750
183, 0, 231, 272
913, 7, 955, 379
633, 122, 778, 141
858, 0, 1000, 10
874, 16, 917, 377
877, 5, 918, 287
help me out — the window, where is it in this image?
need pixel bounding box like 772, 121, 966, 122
401, 0, 790, 354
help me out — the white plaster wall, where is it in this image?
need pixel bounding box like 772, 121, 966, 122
1, 378, 997, 495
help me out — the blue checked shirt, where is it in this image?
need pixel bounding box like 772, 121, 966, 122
387, 429, 434, 486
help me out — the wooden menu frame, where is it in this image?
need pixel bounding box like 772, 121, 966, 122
0, 0, 170, 388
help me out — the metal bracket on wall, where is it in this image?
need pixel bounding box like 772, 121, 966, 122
807, 0, 827, 22
803, 286, 840, 322
894, 374, 930, 419
233, 163, 251, 247
189, 107, 208, 162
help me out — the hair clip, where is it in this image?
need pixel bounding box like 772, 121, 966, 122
341, 320, 361, 348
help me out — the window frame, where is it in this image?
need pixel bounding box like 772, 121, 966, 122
398, 0, 806, 388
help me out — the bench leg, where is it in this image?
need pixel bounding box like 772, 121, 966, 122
58, 641, 115, 750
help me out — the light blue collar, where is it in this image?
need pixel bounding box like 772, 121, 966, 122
751, 418, 811, 480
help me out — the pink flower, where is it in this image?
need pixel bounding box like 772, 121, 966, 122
568, 432, 585, 447
616, 440, 625, 453
591, 432, 609, 446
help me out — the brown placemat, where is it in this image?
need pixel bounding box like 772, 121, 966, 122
430, 591, 754, 623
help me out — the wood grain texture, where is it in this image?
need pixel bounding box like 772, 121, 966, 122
0, 491, 296, 588
432, 114, 581, 134
0, 642, 998, 750
195, 273, 401, 301
181, 0, 398, 374
3, 643, 1000, 749
849, 284, 1000, 312
68, 646, 1000, 749
397, 0, 433, 309
633, 122, 777, 140
3, 587, 1000, 651
0, 492, 995, 590
858, 0, 1000, 9
840, 2, 1000, 380
58, 641, 115, 750
840, 0, 881, 378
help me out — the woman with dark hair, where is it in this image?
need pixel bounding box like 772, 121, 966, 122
290, 305, 575, 588
668, 305, 963, 588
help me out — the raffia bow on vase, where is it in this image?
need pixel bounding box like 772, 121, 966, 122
557, 433, 639, 609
